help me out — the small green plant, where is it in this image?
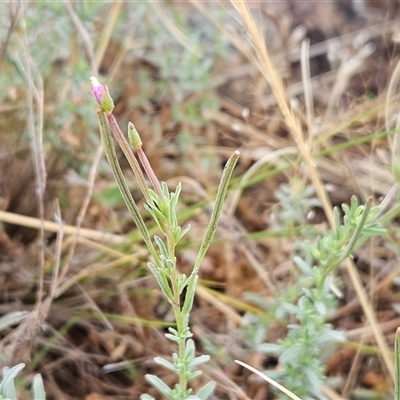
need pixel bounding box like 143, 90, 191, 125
132, 4, 227, 125
0, 363, 45, 400
91, 77, 239, 399
272, 179, 321, 229
245, 196, 385, 399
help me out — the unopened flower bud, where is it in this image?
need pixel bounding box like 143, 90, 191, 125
90, 76, 114, 114
128, 122, 142, 150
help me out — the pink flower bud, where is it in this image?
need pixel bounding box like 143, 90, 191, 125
90, 76, 114, 114
90, 77, 105, 103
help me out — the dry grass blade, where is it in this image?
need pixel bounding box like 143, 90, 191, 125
94, 1, 124, 68
235, 360, 302, 400
64, 1, 97, 75
325, 37, 374, 119
49, 200, 63, 300
196, 285, 243, 326
321, 384, 347, 400
385, 58, 400, 165
0, 210, 125, 244
12, 4, 47, 347
300, 38, 314, 140
0, 1, 21, 65
230, 0, 334, 222
226, 146, 297, 217
150, 1, 202, 57
57, 144, 103, 288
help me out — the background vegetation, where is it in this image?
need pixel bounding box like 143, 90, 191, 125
1, 1, 400, 399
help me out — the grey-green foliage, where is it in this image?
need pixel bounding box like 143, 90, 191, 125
0, 364, 45, 400
240, 180, 323, 350
250, 196, 384, 399
0, 312, 29, 333
270, 198, 383, 400
122, 3, 230, 125
273, 179, 321, 227
3, 2, 105, 175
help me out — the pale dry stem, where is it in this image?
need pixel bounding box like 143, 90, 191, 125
94, 0, 124, 69
14, 5, 47, 349
57, 144, 103, 286
0, 210, 125, 244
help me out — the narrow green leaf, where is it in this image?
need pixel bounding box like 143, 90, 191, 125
154, 236, 169, 259
178, 224, 191, 241
195, 381, 216, 400
185, 370, 202, 381
140, 394, 155, 400
154, 357, 178, 373
145, 374, 174, 399
184, 339, 195, 360
0, 311, 29, 332
1, 363, 25, 399
165, 333, 181, 344
258, 343, 284, 355
294, 256, 313, 277
341, 197, 373, 261
147, 262, 173, 299
171, 183, 182, 208
333, 206, 341, 238
188, 354, 210, 368
193, 151, 240, 272
32, 374, 46, 400
177, 274, 188, 294
182, 274, 198, 315
144, 203, 167, 233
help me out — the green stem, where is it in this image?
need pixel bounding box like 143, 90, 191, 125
106, 113, 151, 201
137, 147, 164, 199
165, 224, 188, 397
395, 327, 400, 400
175, 284, 188, 397
98, 111, 160, 266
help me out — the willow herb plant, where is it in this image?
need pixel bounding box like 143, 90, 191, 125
90, 77, 239, 400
